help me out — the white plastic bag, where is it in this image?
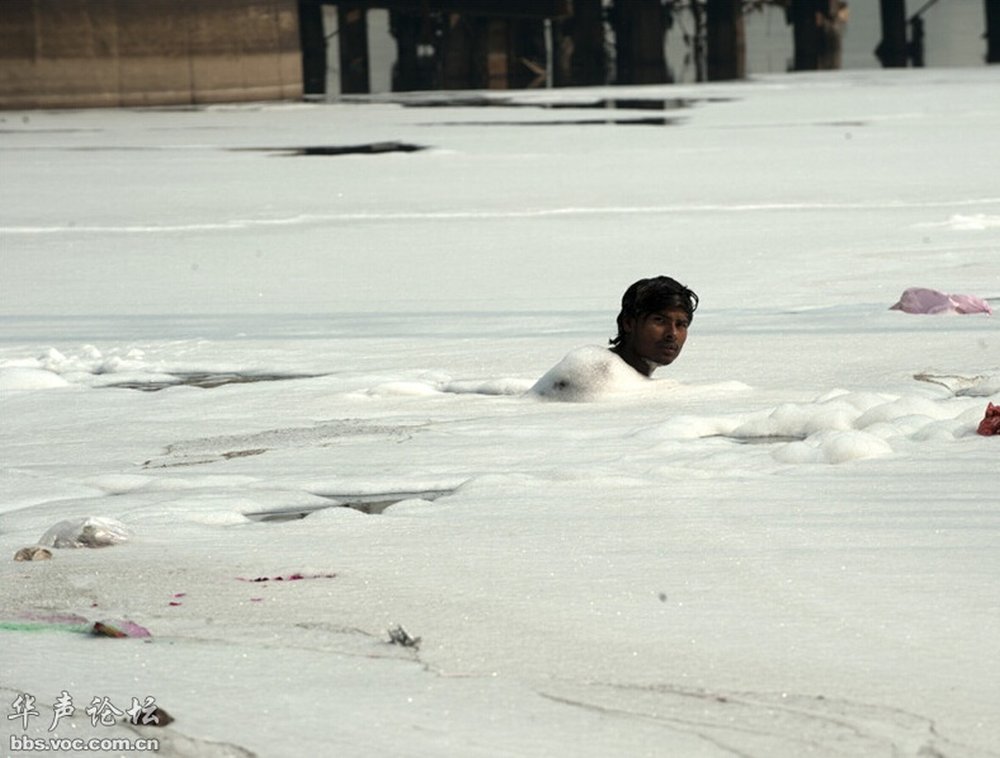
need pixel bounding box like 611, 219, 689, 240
38, 516, 130, 548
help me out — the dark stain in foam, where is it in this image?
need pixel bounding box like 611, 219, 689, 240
245, 489, 456, 521
233, 141, 426, 156
423, 117, 679, 127
708, 434, 804, 445
108, 372, 324, 391
352, 95, 733, 110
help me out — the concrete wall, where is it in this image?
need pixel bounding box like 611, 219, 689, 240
0, 0, 302, 109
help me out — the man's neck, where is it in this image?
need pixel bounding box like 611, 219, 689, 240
610, 345, 655, 377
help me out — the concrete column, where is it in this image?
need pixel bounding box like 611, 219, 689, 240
612, 0, 667, 85
706, 0, 745, 81
986, 0, 1000, 63
876, 0, 908, 67
337, 5, 370, 93
298, 0, 327, 95
553, 0, 606, 86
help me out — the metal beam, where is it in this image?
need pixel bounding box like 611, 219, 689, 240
303, 0, 572, 19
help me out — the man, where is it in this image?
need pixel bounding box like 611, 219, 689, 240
609, 276, 699, 377
530, 276, 698, 400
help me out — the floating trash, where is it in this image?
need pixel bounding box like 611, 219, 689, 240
387, 624, 420, 650
38, 516, 130, 549
13, 546, 52, 561
91, 619, 152, 638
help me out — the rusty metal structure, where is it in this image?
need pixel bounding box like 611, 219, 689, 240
0, 0, 301, 109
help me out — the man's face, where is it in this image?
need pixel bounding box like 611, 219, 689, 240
623, 307, 690, 366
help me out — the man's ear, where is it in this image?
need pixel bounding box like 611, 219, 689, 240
621, 316, 636, 335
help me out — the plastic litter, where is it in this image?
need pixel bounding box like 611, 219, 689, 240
388, 624, 421, 649
889, 287, 992, 315
0, 613, 149, 638
13, 546, 53, 561
0, 612, 90, 633
91, 619, 152, 638
977, 403, 1000, 436
38, 516, 130, 548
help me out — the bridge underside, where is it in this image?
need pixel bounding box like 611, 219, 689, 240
0, 0, 302, 110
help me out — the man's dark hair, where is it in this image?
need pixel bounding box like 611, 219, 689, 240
610, 276, 699, 347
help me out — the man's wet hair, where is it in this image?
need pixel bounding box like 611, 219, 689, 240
610, 276, 699, 347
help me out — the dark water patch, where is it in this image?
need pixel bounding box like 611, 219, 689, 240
130, 106, 208, 113
5, 145, 172, 151
706, 434, 804, 445
143, 420, 425, 469
354, 94, 732, 110
147, 125, 232, 131
108, 372, 324, 392
550, 97, 731, 111
235, 141, 426, 157
220, 448, 268, 460
245, 488, 455, 521
0, 128, 105, 134
424, 117, 678, 127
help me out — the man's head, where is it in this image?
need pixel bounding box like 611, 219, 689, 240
610, 276, 699, 375
610, 276, 699, 346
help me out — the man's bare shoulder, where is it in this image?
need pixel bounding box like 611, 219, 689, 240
528, 346, 645, 401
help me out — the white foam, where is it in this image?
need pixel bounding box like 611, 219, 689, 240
2, 69, 999, 757
365, 381, 443, 396
529, 346, 649, 401
0, 367, 70, 390
443, 378, 534, 395
773, 430, 893, 464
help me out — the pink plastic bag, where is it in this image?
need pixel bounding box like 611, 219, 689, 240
978, 403, 1000, 436
890, 288, 992, 315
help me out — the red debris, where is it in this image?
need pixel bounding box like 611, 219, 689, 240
91, 619, 152, 638
237, 573, 336, 583
977, 403, 1000, 436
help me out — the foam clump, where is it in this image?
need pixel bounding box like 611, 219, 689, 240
640, 388, 989, 465
443, 378, 534, 396
366, 381, 442, 396
38, 516, 131, 548
529, 346, 647, 401
774, 431, 893, 464
733, 393, 890, 439
0, 367, 70, 391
